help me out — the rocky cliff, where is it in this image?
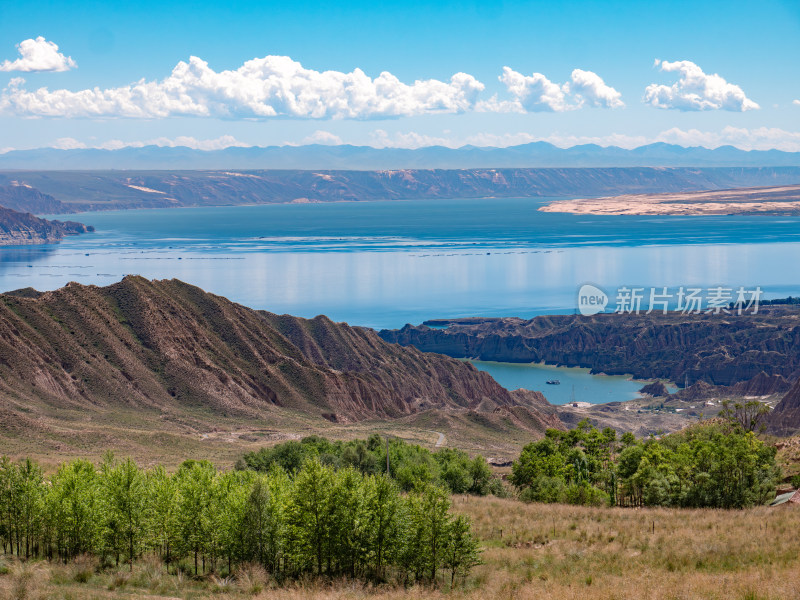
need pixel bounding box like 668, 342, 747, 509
639, 381, 671, 397
769, 380, 800, 435
0, 278, 556, 431
0, 204, 93, 245
380, 309, 800, 388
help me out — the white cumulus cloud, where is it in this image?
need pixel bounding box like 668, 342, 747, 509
369, 129, 453, 149
364, 127, 800, 152
568, 69, 625, 108
12, 127, 800, 154
0, 56, 626, 119
0, 37, 76, 72
495, 67, 570, 112
644, 59, 759, 111
793, 99, 800, 106
654, 126, 800, 152
47, 135, 250, 151
367, 130, 647, 150
486, 67, 624, 112
0, 55, 485, 120
301, 130, 343, 145
51, 137, 86, 149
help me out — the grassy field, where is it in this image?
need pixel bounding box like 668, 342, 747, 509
0, 400, 554, 472
2, 495, 799, 600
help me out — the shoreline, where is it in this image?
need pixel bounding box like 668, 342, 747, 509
539, 183, 800, 216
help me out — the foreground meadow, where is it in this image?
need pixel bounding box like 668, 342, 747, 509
2, 495, 798, 600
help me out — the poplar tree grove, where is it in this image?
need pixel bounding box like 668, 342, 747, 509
0, 454, 481, 586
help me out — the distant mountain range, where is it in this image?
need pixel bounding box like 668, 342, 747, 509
3, 141, 800, 170
3, 167, 800, 214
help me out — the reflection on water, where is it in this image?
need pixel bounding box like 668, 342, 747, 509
0, 245, 59, 265
0, 198, 797, 329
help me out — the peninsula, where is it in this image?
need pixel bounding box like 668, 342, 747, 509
539, 183, 800, 216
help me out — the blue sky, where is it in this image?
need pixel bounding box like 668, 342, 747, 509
1, 0, 799, 152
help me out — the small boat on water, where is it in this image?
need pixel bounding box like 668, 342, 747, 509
545, 379, 561, 385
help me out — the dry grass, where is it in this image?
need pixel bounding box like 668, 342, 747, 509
2, 496, 799, 599
1, 559, 49, 600
0, 402, 532, 472
775, 434, 800, 480
452, 495, 800, 600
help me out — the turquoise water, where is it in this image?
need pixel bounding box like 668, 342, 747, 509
0, 196, 796, 330
468, 360, 675, 405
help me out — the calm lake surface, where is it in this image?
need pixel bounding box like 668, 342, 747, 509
3, 196, 798, 331
468, 360, 677, 405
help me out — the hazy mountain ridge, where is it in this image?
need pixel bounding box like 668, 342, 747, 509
3, 141, 800, 170
0, 182, 69, 213
4, 167, 800, 214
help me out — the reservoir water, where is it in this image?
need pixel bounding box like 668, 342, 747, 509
467, 360, 677, 405
1, 196, 798, 331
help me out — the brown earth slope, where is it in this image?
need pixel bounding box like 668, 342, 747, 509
0, 277, 559, 462
770, 380, 800, 435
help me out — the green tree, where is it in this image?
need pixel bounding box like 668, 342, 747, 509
364, 473, 401, 581
101, 456, 147, 570
47, 459, 99, 560
175, 460, 215, 575
145, 465, 178, 565
720, 399, 771, 433
413, 485, 452, 583
12, 459, 44, 559
0, 454, 482, 585
287, 459, 333, 574
444, 515, 481, 586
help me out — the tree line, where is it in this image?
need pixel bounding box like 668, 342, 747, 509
511, 420, 780, 509
0, 454, 481, 586
238, 434, 503, 496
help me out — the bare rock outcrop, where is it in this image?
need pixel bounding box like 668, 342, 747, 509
640, 381, 670, 397
380, 309, 800, 388
769, 379, 800, 435
0, 204, 92, 245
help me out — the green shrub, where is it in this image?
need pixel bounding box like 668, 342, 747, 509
511, 420, 779, 509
